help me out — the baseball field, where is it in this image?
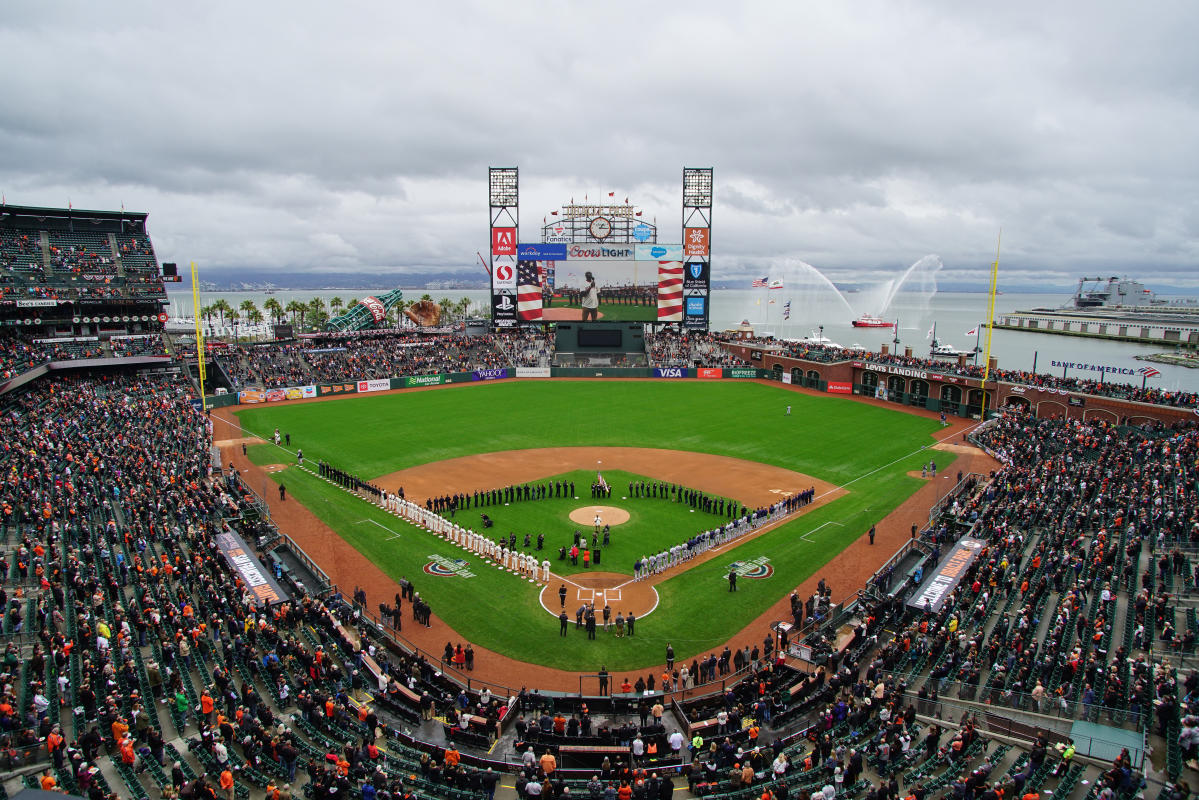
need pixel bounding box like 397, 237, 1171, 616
234, 379, 953, 672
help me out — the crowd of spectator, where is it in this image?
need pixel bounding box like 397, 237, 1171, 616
744, 336, 1198, 408
109, 334, 168, 357
2, 344, 1198, 798
221, 333, 513, 390
645, 332, 751, 368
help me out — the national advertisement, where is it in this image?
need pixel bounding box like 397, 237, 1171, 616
356, 379, 390, 393
728, 368, 758, 378
654, 367, 686, 378
491, 227, 517, 255
515, 367, 551, 378
238, 389, 266, 404
781, 373, 793, 384
682, 260, 710, 291
405, 374, 445, 388
634, 243, 684, 261
908, 538, 985, 614
317, 383, 357, 397
565, 244, 636, 260
827, 381, 852, 394
472, 368, 509, 381
215, 531, 289, 606
684, 227, 710, 256
492, 290, 517, 328
697, 368, 723, 379
517, 243, 568, 260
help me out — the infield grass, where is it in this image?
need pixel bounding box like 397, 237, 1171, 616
238, 381, 953, 672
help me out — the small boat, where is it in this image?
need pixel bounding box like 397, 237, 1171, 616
851, 314, 894, 328
785, 330, 843, 349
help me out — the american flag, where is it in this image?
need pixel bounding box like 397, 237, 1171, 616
657, 261, 684, 321
517, 260, 543, 321
751, 277, 768, 288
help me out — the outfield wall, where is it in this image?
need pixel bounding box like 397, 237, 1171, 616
213, 361, 1198, 426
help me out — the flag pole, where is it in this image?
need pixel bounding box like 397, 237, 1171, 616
190, 260, 207, 411
980, 231, 1001, 419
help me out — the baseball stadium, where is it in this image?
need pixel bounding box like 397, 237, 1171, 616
0, 190, 1195, 800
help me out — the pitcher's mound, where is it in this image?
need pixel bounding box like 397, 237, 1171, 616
568, 506, 630, 526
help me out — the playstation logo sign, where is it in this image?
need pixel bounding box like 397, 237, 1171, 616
496, 293, 515, 310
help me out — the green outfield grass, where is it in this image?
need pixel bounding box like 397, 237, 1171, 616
237, 381, 953, 673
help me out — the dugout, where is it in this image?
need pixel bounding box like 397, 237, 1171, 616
553, 322, 647, 367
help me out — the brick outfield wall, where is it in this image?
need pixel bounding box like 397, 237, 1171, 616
724, 343, 1198, 426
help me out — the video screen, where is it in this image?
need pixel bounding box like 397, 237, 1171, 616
547, 260, 664, 323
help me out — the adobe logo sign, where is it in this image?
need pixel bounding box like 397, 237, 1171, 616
491, 227, 517, 255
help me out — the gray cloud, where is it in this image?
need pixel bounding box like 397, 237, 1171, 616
1, 1, 1196, 288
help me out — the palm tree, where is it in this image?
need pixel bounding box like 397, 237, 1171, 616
284, 300, 305, 326
247, 308, 264, 325
330, 296, 344, 317
239, 300, 258, 331
306, 297, 326, 331
263, 297, 283, 324
438, 297, 455, 322
348, 298, 359, 309
228, 309, 240, 341
210, 298, 232, 327
456, 297, 472, 319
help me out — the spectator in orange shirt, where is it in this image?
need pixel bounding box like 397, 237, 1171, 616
111, 717, 129, 743
539, 749, 557, 775
40, 771, 57, 791
220, 767, 236, 800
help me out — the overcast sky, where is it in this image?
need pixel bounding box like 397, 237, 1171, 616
2, 2, 1197, 288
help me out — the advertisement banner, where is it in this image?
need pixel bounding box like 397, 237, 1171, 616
515, 367, 551, 378
654, 367, 686, 378
238, 389, 266, 404
728, 367, 759, 378
682, 260, 710, 291
565, 243, 636, 260
215, 531, 289, 606
472, 368, 509, 381
16, 299, 60, 308
634, 243, 684, 261
492, 290, 517, 328
517, 243, 568, 260
265, 389, 287, 402
827, 381, 852, 394
781, 372, 793, 384
356, 379, 390, 393
683, 295, 708, 330
317, 383, 357, 397
491, 227, 517, 255
404, 374, 446, 388
684, 227, 710, 256
492, 262, 516, 290
632, 223, 654, 242
908, 537, 985, 613
283, 385, 318, 400
360, 296, 386, 323
697, 367, 723, 379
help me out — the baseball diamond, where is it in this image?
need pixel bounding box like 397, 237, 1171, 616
225, 378, 973, 678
